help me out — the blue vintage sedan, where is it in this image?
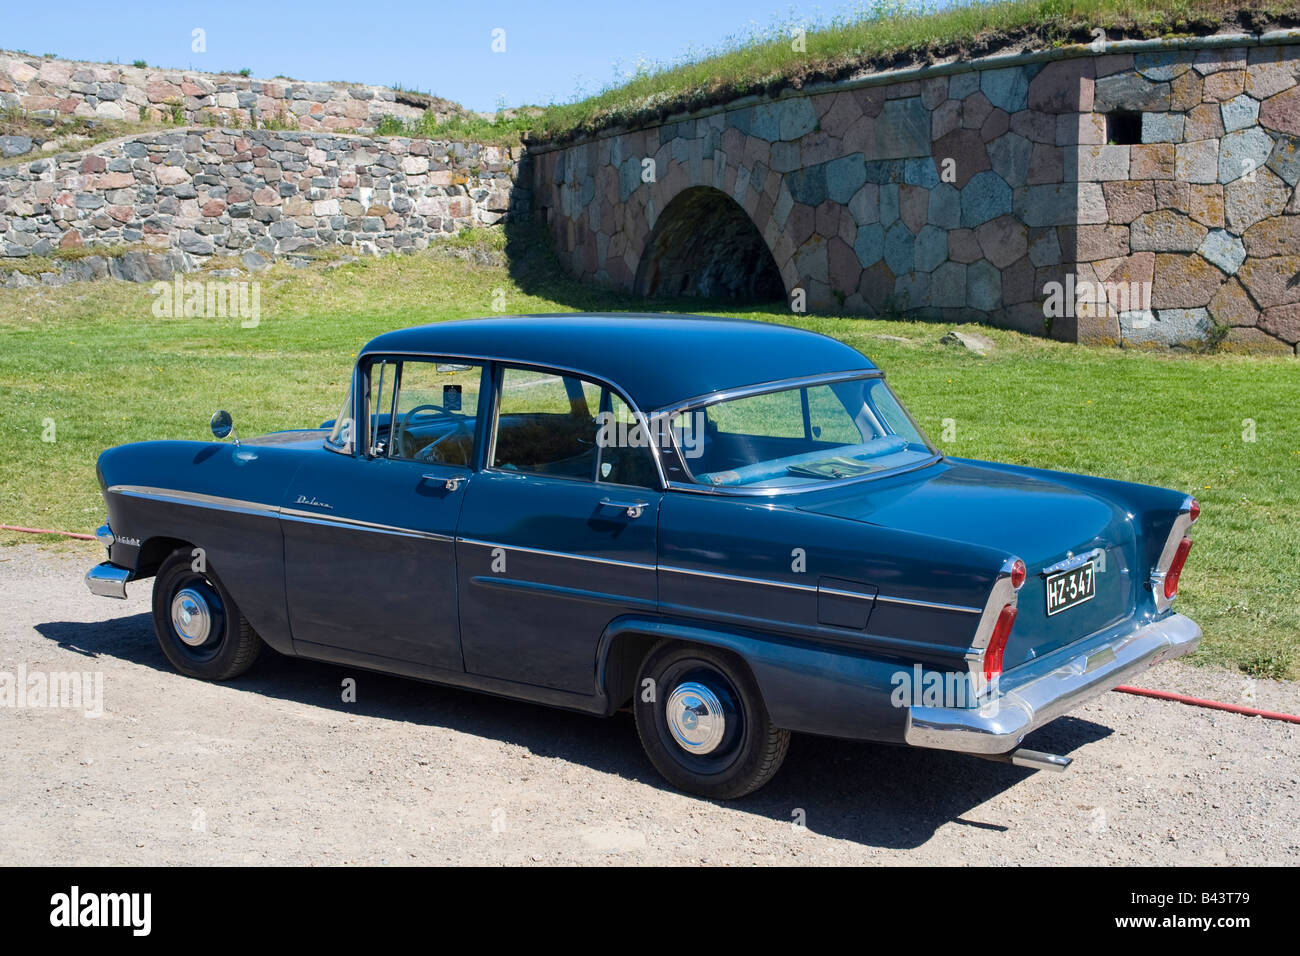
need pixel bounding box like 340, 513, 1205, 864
87, 314, 1200, 798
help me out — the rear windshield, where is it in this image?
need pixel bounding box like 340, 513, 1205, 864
671, 376, 937, 489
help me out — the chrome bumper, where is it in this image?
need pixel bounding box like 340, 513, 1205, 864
904, 613, 1201, 755
86, 562, 133, 599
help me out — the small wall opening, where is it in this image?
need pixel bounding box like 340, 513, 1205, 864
634, 186, 785, 302
1107, 111, 1142, 145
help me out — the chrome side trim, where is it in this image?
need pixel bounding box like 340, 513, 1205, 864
279, 508, 455, 543
661, 564, 980, 613
86, 562, 132, 599
659, 564, 818, 593
874, 593, 983, 615
108, 485, 454, 543
94, 523, 115, 547
107, 485, 280, 517
457, 537, 657, 572
817, 585, 877, 602
905, 613, 1202, 755
468, 575, 660, 611
655, 600, 988, 661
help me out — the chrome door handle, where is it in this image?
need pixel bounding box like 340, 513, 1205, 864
424, 474, 463, 491
600, 497, 648, 519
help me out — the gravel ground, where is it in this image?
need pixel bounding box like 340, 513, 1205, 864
1, 542, 1296, 866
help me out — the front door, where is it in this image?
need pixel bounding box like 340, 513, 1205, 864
456, 365, 662, 695
283, 358, 486, 670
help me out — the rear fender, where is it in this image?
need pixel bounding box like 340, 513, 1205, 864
599, 617, 911, 743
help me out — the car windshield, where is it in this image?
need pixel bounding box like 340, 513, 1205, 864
671, 375, 938, 489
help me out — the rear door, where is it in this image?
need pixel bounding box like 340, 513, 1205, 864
456, 365, 662, 694
283, 358, 486, 670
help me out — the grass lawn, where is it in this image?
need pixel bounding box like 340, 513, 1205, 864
0, 230, 1296, 678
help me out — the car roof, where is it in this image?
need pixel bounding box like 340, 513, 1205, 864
360, 313, 876, 411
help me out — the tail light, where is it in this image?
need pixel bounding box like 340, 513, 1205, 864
1009, 559, 1026, 590
983, 604, 1018, 682
1153, 498, 1198, 612
1163, 536, 1193, 600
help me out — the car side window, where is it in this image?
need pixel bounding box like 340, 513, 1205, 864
597, 391, 660, 488
386, 360, 484, 466
492, 367, 658, 487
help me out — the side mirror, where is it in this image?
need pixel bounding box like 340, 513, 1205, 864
210, 410, 239, 445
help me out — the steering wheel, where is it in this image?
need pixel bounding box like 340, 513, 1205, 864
394, 404, 474, 463
413, 420, 473, 464
394, 404, 446, 459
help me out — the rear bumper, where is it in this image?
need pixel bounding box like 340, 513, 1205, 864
904, 613, 1201, 755
86, 562, 134, 599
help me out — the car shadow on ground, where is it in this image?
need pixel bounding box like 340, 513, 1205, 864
38, 613, 1112, 850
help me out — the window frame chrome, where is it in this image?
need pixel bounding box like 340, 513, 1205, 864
353, 349, 669, 491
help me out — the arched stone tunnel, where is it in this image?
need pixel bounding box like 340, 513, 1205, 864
530, 34, 1300, 352
633, 186, 785, 301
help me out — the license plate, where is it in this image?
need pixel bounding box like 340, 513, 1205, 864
1045, 560, 1096, 616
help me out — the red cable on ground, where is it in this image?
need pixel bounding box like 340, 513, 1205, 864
0, 524, 96, 541
1114, 685, 1300, 724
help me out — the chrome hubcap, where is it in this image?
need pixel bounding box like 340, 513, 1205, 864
665, 681, 727, 755
171, 587, 213, 647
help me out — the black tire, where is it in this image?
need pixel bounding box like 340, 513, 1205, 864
151, 548, 262, 680
633, 641, 790, 799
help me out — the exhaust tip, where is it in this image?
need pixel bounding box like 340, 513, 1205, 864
1008, 748, 1072, 772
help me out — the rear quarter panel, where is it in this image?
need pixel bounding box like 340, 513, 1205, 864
652, 490, 1012, 740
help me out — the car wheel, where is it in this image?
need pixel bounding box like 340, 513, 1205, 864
633, 641, 791, 799
151, 549, 262, 680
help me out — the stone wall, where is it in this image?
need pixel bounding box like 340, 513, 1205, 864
0, 127, 522, 281
531, 34, 1300, 352
1058, 43, 1300, 352
0, 50, 458, 150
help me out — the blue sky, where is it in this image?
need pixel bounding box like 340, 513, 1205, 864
5, 0, 885, 112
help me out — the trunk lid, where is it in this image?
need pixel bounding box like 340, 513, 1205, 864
796, 460, 1139, 671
